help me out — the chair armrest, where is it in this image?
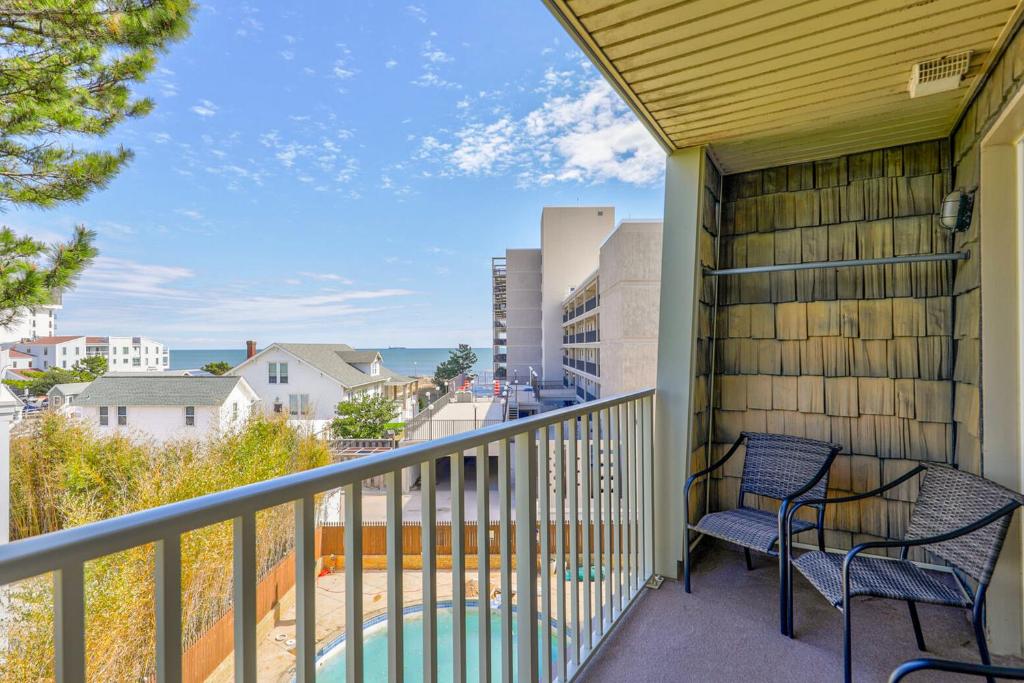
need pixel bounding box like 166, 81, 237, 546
843, 501, 1021, 568
780, 446, 842, 507
783, 465, 927, 553
684, 433, 745, 497
890, 658, 1024, 683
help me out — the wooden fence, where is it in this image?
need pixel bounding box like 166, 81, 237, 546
318, 520, 616, 558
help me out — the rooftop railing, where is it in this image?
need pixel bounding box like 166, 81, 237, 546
0, 389, 655, 683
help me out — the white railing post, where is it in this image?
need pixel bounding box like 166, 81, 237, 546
540, 426, 552, 683
498, 438, 514, 682
421, 461, 438, 683
554, 420, 567, 682
476, 445, 492, 683
568, 416, 581, 668
601, 408, 612, 629
54, 562, 85, 683
155, 534, 183, 683
642, 395, 654, 580
452, 450, 467, 683
295, 497, 316, 683
514, 429, 538, 682
386, 471, 404, 683
345, 482, 363, 683
233, 512, 257, 683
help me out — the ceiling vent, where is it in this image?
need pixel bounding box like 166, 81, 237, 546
909, 51, 971, 98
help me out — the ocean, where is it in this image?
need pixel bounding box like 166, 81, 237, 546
170, 347, 494, 379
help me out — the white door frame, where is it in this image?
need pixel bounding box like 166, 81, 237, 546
979, 83, 1024, 656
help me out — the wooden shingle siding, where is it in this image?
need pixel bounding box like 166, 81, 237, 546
712, 141, 955, 550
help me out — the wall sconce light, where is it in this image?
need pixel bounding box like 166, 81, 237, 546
939, 189, 975, 232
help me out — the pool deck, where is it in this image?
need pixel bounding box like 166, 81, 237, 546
207, 568, 504, 682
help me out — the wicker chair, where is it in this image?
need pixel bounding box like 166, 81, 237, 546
784, 464, 1022, 683
682, 431, 841, 632
889, 658, 1024, 683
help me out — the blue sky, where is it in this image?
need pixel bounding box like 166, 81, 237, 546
18, 2, 665, 349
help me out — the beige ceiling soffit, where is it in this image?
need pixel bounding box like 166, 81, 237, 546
954, 1, 1024, 131
541, 0, 676, 153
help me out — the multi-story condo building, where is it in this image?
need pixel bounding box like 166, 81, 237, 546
6, 334, 169, 373
491, 207, 613, 385
0, 292, 62, 344
561, 220, 663, 403
85, 336, 169, 371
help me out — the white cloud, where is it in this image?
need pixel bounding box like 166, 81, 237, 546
76, 256, 197, 302
191, 99, 218, 117
412, 39, 459, 89
406, 5, 427, 23
333, 60, 356, 80
279, 50, 295, 61
152, 132, 172, 144
283, 34, 298, 44
385, 59, 398, 69
299, 271, 354, 284
176, 208, 204, 221
415, 77, 664, 186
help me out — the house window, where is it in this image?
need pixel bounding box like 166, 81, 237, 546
269, 362, 277, 383
132, 358, 140, 367
99, 406, 108, 426
232, 402, 239, 421
288, 394, 309, 416
279, 362, 288, 384
185, 406, 195, 426
62, 347, 67, 355
61, 361, 66, 368
371, 361, 380, 376
117, 406, 127, 426
122, 346, 129, 354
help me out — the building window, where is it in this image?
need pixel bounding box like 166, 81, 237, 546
62, 347, 67, 355
122, 346, 129, 354
99, 406, 108, 426
232, 402, 239, 421
132, 358, 141, 367
61, 361, 66, 368
185, 406, 195, 426
117, 406, 127, 426
279, 362, 288, 384
371, 361, 380, 376
288, 394, 309, 416
269, 362, 277, 383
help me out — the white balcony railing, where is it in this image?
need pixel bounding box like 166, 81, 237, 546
0, 388, 655, 683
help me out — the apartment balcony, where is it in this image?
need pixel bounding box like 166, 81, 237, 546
493, 353, 507, 363
0, 391, 656, 683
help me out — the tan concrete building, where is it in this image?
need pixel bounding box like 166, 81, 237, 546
561, 220, 663, 402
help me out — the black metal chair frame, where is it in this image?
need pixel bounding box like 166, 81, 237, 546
683, 431, 841, 634
783, 464, 1022, 683
889, 657, 1024, 682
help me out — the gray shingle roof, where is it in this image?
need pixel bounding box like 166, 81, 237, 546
76, 376, 246, 407
338, 349, 380, 364
381, 367, 415, 385
273, 344, 385, 388
47, 382, 91, 397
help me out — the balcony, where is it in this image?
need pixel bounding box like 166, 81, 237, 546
0, 390, 655, 683
493, 353, 507, 363
584, 330, 598, 343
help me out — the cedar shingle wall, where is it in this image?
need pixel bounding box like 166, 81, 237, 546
689, 153, 723, 527
711, 141, 954, 554
951, 24, 1024, 477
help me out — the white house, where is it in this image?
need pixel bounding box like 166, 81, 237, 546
86, 336, 168, 372
46, 382, 91, 415
74, 375, 259, 443
7, 335, 86, 371
229, 343, 409, 424
0, 298, 61, 344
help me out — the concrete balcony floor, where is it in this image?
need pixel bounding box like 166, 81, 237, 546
578, 540, 1022, 682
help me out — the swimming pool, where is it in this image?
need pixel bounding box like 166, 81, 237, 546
314, 603, 557, 681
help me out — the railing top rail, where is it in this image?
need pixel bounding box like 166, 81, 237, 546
0, 388, 654, 585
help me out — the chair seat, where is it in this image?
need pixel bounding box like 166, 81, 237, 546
792, 550, 970, 609
694, 507, 814, 554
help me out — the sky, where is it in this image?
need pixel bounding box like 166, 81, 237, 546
17, 2, 666, 349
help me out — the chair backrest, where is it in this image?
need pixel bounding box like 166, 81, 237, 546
739, 432, 840, 503
905, 466, 1022, 584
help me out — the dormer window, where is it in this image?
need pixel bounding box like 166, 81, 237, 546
371, 360, 380, 376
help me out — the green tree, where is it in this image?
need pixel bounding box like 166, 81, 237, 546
331, 394, 400, 439
0, 1, 195, 207
72, 354, 107, 378
202, 361, 232, 376
0, 227, 98, 327
432, 343, 478, 390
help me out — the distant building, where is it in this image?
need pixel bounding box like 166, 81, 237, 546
75, 375, 258, 442
229, 343, 417, 424
0, 293, 61, 344
561, 220, 663, 402
3, 334, 168, 373
46, 382, 91, 414
6, 349, 34, 371
492, 206, 613, 384
7, 335, 86, 371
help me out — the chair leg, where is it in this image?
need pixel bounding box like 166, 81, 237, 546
973, 609, 995, 683
744, 547, 754, 570
786, 550, 795, 638
843, 600, 853, 683
817, 510, 826, 551
906, 600, 926, 651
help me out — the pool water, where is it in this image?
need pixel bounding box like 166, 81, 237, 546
316, 607, 557, 681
